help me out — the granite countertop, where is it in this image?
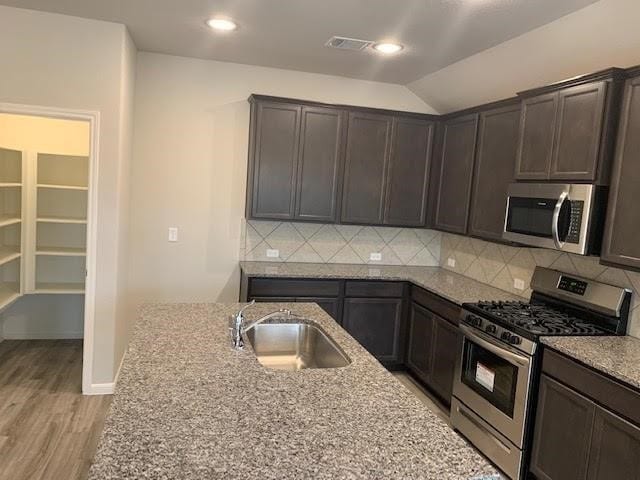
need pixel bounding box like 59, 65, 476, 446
89, 302, 500, 480
240, 261, 520, 306
541, 336, 640, 391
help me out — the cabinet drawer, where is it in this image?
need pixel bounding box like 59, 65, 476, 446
542, 348, 640, 426
344, 280, 405, 298
248, 278, 340, 297
410, 285, 460, 326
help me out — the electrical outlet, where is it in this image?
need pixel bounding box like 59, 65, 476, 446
266, 249, 280, 258
168, 227, 178, 242
447, 257, 456, 268
514, 278, 526, 290
369, 252, 382, 261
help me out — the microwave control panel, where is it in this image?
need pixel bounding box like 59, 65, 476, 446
566, 201, 584, 244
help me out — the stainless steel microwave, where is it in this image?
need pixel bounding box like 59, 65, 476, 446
503, 183, 607, 255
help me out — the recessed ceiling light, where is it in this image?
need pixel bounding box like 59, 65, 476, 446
372, 42, 403, 54
206, 18, 238, 32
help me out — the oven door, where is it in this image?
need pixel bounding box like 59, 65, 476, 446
453, 324, 534, 448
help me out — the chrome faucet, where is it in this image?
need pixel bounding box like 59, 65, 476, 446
231, 300, 295, 349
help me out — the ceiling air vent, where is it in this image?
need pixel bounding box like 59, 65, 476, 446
325, 36, 373, 51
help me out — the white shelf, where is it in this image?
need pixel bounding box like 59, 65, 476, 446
37, 183, 88, 191
36, 247, 86, 257
33, 282, 85, 294
0, 216, 21, 228
0, 251, 21, 267
0, 291, 20, 311
0, 183, 21, 188
37, 216, 87, 225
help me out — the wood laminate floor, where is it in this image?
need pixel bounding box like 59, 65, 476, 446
0, 340, 112, 480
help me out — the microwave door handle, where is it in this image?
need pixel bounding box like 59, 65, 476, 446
459, 324, 529, 367
551, 191, 569, 249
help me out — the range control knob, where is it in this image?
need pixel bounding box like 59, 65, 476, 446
501, 331, 511, 341
485, 324, 497, 334
467, 315, 483, 328
509, 335, 522, 345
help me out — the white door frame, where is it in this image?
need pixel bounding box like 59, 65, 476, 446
0, 102, 100, 394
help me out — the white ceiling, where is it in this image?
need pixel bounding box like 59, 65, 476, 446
0, 0, 599, 84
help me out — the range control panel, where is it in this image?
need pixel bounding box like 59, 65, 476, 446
558, 275, 588, 296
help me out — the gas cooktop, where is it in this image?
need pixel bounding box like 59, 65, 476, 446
464, 300, 608, 336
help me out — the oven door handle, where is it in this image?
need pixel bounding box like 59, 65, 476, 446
551, 191, 569, 249
459, 324, 530, 367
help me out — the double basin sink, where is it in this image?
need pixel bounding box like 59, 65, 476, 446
245, 322, 351, 371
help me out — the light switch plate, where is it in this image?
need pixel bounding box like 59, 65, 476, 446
447, 257, 456, 268
168, 227, 178, 242
266, 249, 280, 258
514, 278, 526, 290
369, 252, 382, 261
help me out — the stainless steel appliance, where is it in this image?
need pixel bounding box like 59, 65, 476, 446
503, 183, 607, 255
451, 267, 631, 480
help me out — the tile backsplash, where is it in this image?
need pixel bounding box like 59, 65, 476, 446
240, 221, 640, 337
240, 220, 441, 267
439, 232, 640, 337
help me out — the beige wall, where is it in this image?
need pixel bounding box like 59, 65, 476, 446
129, 52, 434, 307
408, 0, 640, 113
0, 6, 135, 385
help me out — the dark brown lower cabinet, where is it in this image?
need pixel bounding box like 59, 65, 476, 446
531, 369, 640, 480
530, 375, 595, 480
342, 297, 403, 366
407, 303, 436, 382
588, 407, 640, 479
406, 301, 461, 405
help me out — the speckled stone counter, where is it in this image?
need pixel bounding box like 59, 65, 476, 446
89, 303, 500, 480
240, 261, 520, 305
542, 336, 640, 391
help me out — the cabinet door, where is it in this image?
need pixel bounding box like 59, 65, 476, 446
587, 406, 640, 480
383, 118, 434, 227
296, 297, 341, 324
550, 82, 607, 181
515, 93, 558, 180
601, 75, 640, 270
530, 375, 595, 480
294, 106, 345, 222
248, 102, 301, 219
341, 112, 393, 224
433, 114, 479, 234
342, 298, 403, 364
469, 105, 520, 242
430, 316, 461, 404
406, 302, 436, 383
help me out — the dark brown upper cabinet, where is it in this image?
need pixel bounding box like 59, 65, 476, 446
247, 100, 301, 219
469, 103, 521, 242
295, 106, 346, 222
341, 111, 393, 224
515, 69, 625, 183
433, 114, 479, 234
246, 97, 345, 222
383, 118, 434, 227
515, 92, 558, 180
602, 72, 640, 270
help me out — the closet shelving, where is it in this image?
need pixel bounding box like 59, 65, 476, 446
33, 153, 88, 294
0, 148, 23, 311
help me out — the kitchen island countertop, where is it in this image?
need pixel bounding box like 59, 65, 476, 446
89, 302, 500, 480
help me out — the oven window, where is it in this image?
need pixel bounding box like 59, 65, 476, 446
461, 339, 519, 417
506, 197, 555, 239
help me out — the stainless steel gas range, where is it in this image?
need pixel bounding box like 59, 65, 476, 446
450, 267, 632, 480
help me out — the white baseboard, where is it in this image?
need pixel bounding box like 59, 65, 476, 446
83, 347, 127, 396
2, 331, 84, 340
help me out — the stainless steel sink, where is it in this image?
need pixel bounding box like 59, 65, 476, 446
246, 322, 351, 370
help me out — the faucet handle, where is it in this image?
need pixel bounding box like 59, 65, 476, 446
237, 300, 255, 316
